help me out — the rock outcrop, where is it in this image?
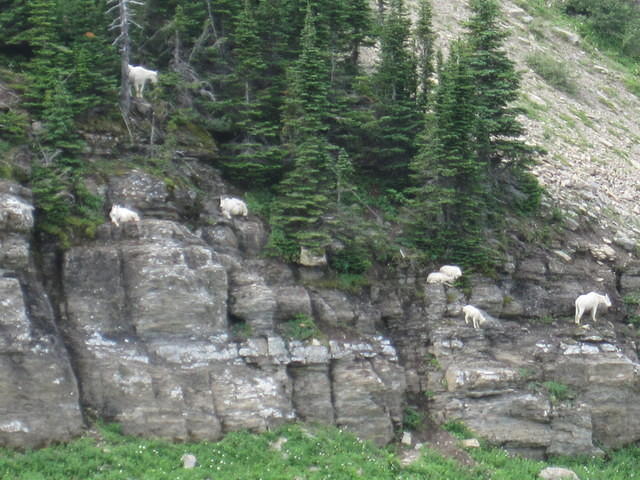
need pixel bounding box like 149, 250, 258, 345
1, 162, 640, 457
0, 180, 404, 447
0, 181, 83, 448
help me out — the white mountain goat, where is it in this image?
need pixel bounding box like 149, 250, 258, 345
427, 265, 463, 285
127, 64, 158, 98
439, 265, 462, 281
427, 271, 453, 285
219, 196, 248, 219
462, 304, 487, 329
574, 292, 611, 325
109, 205, 140, 227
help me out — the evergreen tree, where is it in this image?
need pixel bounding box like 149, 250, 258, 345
234, 0, 265, 104
414, 0, 436, 109
406, 0, 540, 268
406, 40, 487, 265
366, 0, 421, 188
224, 0, 284, 186
465, 0, 535, 173
465, 0, 540, 216
0, 0, 30, 57
25, 0, 65, 111
269, 5, 333, 259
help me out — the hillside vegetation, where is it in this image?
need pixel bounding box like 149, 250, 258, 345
0, 0, 547, 271
1, 423, 640, 480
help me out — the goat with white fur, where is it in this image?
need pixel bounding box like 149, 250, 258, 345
574, 292, 611, 325
220, 196, 248, 220
427, 271, 453, 285
427, 265, 463, 285
439, 265, 462, 281
109, 205, 140, 227
128, 64, 158, 98
462, 304, 486, 329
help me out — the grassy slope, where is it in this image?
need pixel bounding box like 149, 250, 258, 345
1, 424, 639, 480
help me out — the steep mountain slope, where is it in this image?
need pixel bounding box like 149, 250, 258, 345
431, 0, 640, 243
1, 0, 640, 460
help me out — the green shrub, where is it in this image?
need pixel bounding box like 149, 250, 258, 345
442, 420, 473, 439
543, 380, 575, 403
245, 189, 275, 220
623, 293, 640, 327
231, 320, 252, 340
31, 163, 104, 248
526, 52, 579, 95
0, 109, 28, 142
402, 407, 424, 431
282, 313, 322, 341
329, 242, 372, 274
308, 272, 371, 294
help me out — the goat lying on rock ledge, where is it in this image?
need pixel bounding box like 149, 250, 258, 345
220, 196, 248, 220
574, 291, 611, 325
426, 265, 463, 285
109, 205, 140, 227
439, 265, 462, 281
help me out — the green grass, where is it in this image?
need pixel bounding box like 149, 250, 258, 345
1, 423, 640, 479
526, 52, 579, 95
282, 313, 323, 341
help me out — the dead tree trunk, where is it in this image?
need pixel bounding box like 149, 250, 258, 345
108, 0, 144, 117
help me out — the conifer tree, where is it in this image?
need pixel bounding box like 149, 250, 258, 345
225, 0, 283, 186
25, 0, 65, 111
0, 0, 29, 54
268, 5, 333, 259
234, 0, 265, 105
406, 0, 540, 268
414, 0, 436, 109
465, 0, 536, 175
406, 40, 486, 264
367, 0, 421, 188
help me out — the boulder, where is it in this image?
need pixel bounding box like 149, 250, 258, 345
538, 467, 580, 480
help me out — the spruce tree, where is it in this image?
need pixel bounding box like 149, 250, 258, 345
367, 0, 421, 188
0, 0, 29, 55
406, 0, 540, 268
25, 0, 65, 111
414, 0, 436, 110
225, 0, 283, 186
465, 0, 540, 217
268, 5, 333, 260
465, 0, 536, 174
406, 40, 486, 265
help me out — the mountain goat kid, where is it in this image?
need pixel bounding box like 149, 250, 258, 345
128, 64, 158, 98
574, 292, 611, 325
462, 305, 487, 329
109, 205, 140, 227
220, 196, 248, 220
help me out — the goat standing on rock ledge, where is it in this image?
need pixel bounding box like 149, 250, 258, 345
127, 64, 158, 99
462, 305, 487, 329
574, 292, 611, 325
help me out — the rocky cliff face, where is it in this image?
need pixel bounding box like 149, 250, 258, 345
2, 157, 639, 456
3, 0, 640, 458
0, 171, 405, 449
